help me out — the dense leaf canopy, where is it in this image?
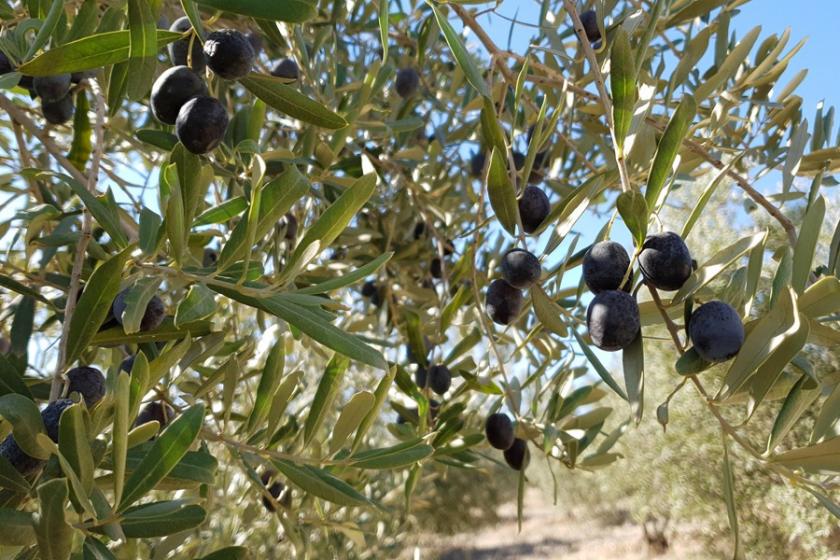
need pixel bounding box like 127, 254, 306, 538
0, 0, 837, 557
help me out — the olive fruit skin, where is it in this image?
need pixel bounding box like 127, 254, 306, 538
503, 438, 529, 471
501, 249, 541, 289
361, 280, 383, 306
512, 150, 526, 171
203, 29, 255, 80
66, 366, 105, 407
175, 96, 229, 155
0, 399, 73, 475
33, 74, 71, 102
689, 301, 745, 363
134, 401, 176, 431
262, 480, 288, 512
442, 239, 455, 257
260, 471, 291, 511
168, 17, 206, 72
518, 186, 550, 234
0, 52, 11, 75
120, 355, 136, 374
579, 10, 601, 42
395, 68, 420, 98
0, 433, 42, 475
485, 279, 523, 325
271, 58, 300, 80
280, 213, 298, 240
586, 290, 640, 351
428, 364, 451, 395
639, 232, 693, 291
150, 66, 208, 125
42, 94, 75, 125
470, 152, 486, 177
112, 289, 167, 332
485, 413, 515, 450
583, 241, 631, 294
414, 367, 428, 389
203, 248, 218, 268
245, 31, 263, 56
430, 257, 443, 279
361, 281, 378, 298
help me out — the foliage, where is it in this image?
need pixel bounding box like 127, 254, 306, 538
0, 0, 837, 558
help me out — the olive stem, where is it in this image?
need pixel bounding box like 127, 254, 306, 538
469, 156, 518, 416
561, 0, 633, 195
647, 284, 684, 352
651, 286, 823, 492
49, 81, 106, 401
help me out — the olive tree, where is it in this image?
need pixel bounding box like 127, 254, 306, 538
0, 0, 837, 558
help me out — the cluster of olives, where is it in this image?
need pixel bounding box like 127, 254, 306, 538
482, 248, 540, 470
403, 338, 528, 471
474, 138, 555, 470
0, 53, 91, 125
0, 284, 178, 475
485, 248, 542, 326
583, 232, 745, 362
479, 142, 551, 326
151, 18, 255, 154
485, 412, 529, 471
155, 17, 303, 155
0, 366, 104, 475
362, 233, 454, 309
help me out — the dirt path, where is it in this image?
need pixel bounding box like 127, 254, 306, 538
409, 490, 710, 560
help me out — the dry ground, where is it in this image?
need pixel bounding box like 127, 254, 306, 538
404, 489, 713, 560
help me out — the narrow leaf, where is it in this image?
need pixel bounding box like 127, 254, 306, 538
330, 391, 375, 455
241, 73, 346, 129
487, 147, 519, 236
610, 28, 636, 151
194, 0, 316, 22
573, 331, 628, 401
65, 248, 131, 366
304, 355, 349, 446
118, 403, 205, 510
645, 94, 696, 209
430, 3, 490, 97
19, 30, 182, 76
272, 459, 371, 507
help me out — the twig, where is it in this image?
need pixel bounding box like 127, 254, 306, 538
11, 121, 42, 204
0, 93, 89, 186
451, 5, 598, 175
452, 5, 595, 101
650, 282, 823, 491
647, 283, 683, 352
468, 156, 519, 416
49, 81, 107, 401
562, 0, 632, 194
677, 132, 798, 246
0, 92, 139, 242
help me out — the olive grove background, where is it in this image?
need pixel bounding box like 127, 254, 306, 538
0, 0, 839, 559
